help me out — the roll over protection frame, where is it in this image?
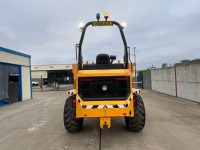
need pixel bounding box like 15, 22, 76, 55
77, 21, 129, 70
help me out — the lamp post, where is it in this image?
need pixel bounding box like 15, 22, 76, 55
133, 47, 137, 82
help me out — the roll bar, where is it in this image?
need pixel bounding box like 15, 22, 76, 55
77, 21, 129, 69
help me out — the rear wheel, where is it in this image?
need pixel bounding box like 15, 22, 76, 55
125, 93, 145, 132
63, 94, 83, 132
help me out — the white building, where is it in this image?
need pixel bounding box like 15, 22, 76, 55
31, 64, 73, 85
0, 47, 32, 106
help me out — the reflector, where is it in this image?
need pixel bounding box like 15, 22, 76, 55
72, 99, 76, 108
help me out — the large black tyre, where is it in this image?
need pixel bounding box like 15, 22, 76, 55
63, 94, 83, 133
125, 93, 145, 132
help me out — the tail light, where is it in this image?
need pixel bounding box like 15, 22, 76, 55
116, 78, 128, 81
72, 99, 76, 108
80, 78, 93, 82
133, 98, 137, 106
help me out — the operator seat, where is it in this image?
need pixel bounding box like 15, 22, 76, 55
96, 54, 110, 64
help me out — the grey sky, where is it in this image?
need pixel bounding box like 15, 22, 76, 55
0, 0, 200, 70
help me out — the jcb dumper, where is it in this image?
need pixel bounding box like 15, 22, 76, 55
64, 13, 145, 132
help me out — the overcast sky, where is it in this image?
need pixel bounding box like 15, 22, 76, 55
1, 0, 200, 70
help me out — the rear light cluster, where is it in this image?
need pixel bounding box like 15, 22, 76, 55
80, 78, 93, 82
133, 98, 137, 106
80, 77, 128, 82
115, 77, 128, 81
72, 99, 76, 108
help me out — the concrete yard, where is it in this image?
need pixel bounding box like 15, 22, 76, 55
0, 86, 200, 150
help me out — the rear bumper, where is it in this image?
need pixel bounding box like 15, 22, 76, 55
76, 94, 134, 118
67, 88, 141, 118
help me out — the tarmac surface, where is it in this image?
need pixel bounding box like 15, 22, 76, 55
0, 85, 200, 150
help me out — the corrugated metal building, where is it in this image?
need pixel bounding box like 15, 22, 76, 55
31, 64, 73, 85
0, 47, 32, 106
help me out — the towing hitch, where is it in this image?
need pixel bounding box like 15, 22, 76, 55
100, 118, 111, 129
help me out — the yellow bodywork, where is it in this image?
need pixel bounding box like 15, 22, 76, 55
70, 63, 139, 129
67, 88, 140, 118
76, 94, 134, 118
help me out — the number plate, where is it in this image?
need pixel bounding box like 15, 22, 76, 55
92, 21, 113, 26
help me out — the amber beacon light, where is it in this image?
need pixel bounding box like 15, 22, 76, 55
104, 13, 109, 21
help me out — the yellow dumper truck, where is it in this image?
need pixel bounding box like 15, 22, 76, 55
64, 13, 145, 132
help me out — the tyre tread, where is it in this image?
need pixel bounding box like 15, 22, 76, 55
63, 95, 83, 133
125, 94, 145, 132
